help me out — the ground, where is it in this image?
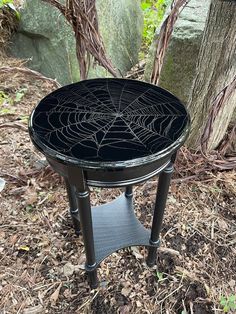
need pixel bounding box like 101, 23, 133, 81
0, 54, 235, 314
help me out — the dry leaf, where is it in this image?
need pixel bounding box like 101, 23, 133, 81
130, 247, 143, 259
74, 264, 85, 271
121, 287, 132, 297
19, 245, 30, 251
217, 219, 228, 230
136, 300, 142, 307
0, 178, 6, 192
175, 266, 198, 281
119, 305, 131, 314
159, 247, 180, 256
63, 288, 71, 299
229, 279, 235, 288
50, 283, 62, 304
24, 188, 38, 205
63, 262, 75, 277
23, 304, 44, 314
168, 195, 177, 204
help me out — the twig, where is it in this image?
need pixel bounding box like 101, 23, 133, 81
0, 122, 28, 131
0, 66, 61, 88
42, 0, 118, 80
76, 290, 99, 311
159, 247, 181, 256
158, 284, 183, 304
0, 171, 27, 183
192, 226, 235, 247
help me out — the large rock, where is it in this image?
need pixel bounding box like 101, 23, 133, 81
10, 0, 143, 85
144, 0, 210, 104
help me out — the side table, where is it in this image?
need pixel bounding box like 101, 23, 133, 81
29, 78, 190, 288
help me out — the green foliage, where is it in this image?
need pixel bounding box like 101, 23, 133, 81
19, 114, 29, 124
0, 91, 14, 115
156, 271, 164, 281
141, 0, 168, 47
0, 0, 20, 19
0, 88, 27, 115
156, 271, 167, 284
0, 0, 13, 7
0, 91, 10, 105
220, 295, 236, 313
15, 88, 27, 102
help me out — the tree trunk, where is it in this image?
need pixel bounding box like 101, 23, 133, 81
187, 0, 236, 152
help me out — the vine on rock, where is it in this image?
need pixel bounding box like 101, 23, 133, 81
41, 0, 118, 80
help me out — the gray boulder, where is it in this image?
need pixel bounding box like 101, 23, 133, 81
10, 0, 143, 85
144, 0, 211, 104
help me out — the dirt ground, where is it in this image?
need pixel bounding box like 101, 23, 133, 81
0, 55, 236, 314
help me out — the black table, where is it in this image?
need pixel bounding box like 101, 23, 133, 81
29, 78, 190, 288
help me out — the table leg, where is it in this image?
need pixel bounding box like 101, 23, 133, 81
146, 163, 173, 267
75, 187, 98, 289
64, 178, 80, 236
125, 185, 133, 197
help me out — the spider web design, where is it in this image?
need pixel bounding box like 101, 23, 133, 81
32, 79, 189, 162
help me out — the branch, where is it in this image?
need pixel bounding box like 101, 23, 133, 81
0, 122, 28, 131
42, 0, 118, 80
0, 66, 61, 88
151, 0, 189, 85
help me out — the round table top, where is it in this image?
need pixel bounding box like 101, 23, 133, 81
29, 78, 190, 168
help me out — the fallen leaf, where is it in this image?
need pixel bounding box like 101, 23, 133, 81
136, 300, 142, 307
0, 178, 6, 192
24, 188, 38, 205
63, 288, 71, 298
19, 245, 30, 251
50, 283, 62, 304
229, 279, 235, 288
121, 287, 132, 297
159, 247, 180, 256
23, 304, 44, 314
168, 195, 177, 204
217, 219, 228, 230
119, 305, 131, 314
74, 264, 85, 271
63, 262, 75, 277
33, 158, 48, 170
131, 246, 143, 259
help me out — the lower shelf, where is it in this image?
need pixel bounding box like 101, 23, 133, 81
91, 193, 158, 267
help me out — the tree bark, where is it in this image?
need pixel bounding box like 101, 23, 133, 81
187, 0, 236, 151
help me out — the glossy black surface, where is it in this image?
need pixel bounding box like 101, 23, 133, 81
90, 193, 159, 266
28, 79, 190, 288
29, 78, 189, 169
